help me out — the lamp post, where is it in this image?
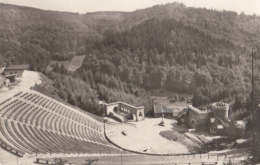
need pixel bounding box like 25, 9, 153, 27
120, 148, 123, 165
160, 103, 164, 123
251, 46, 255, 163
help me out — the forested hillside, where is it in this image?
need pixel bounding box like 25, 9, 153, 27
0, 2, 260, 115
0, 3, 100, 70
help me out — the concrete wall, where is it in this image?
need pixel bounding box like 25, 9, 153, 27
108, 111, 126, 122
105, 103, 120, 116
4, 70, 24, 77
212, 103, 229, 121
136, 109, 144, 121
105, 102, 145, 122
187, 105, 212, 128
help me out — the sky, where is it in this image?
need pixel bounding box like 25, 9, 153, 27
0, 0, 259, 15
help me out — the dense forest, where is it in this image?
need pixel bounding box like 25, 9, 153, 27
0, 2, 260, 116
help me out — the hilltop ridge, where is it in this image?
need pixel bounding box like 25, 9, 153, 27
0, 2, 260, 113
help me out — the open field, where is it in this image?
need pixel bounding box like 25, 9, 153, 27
51, 55, 86, 72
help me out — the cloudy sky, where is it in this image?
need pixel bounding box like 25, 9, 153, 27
0, 0, 259, 15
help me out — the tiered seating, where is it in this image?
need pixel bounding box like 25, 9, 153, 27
16, 123, 47, 154
2, 119, 33, 154
0, 119, 25, 155
1, 99, 22, 117
0, 91, 119, 156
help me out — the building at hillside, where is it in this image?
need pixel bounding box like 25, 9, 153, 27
208, 102, 230, 134
104, 102, 145, 122
177, 105, 212, 128
177, 103, 231, 134
4, 64, 29, 78
4, 74, 16, 83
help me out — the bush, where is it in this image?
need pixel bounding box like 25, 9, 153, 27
225, 120, 246, 138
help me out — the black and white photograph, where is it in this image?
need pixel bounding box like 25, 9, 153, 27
0, 0, 259, 164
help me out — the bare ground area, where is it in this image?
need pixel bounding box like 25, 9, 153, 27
0, 70, 42, 100
51, 55, 86, 72
106, 118, 191, 154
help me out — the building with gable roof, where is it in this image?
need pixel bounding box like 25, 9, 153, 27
4, 64, 29, 77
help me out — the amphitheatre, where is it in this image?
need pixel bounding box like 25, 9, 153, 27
0, 70, 250, 165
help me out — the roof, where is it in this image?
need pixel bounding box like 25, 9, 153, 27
5, 74, 17, 78
163, 108, 175, 113
105, 101, 144, 109
5, 64, 29, 70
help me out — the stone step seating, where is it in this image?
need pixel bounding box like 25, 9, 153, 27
49, 114, 57, 131
56, 117, 63, 133
5, 120, 34, 154
36, 110, 48, 128
25, 93, 37, 101
0, 91, 119, 155
19, 106, 38, 123
10, 121, 37, 153
23, 124, 55, 153
24, 122, 63, 153
16, 122, 47, 154
19, 92, 29, 98
41, 99, 50, 107
13, 92, 23, 97
0, 98, 12, 107
27, 107, 43, 125
34, 97, 45, 105
21, 104, 106, 145
59, 117, 66, 134
28, 125, 61, 153
1, 99, 22, 117
13, 104, 34, 121
42, 111, 53, 129
38, 128, 64, 153
0, 119, 25, 155
23, 93, 33, 100
6, 102, 28, 119
0, 119, 33, 154
0, 98, 16, 110
30, 95, 41, 103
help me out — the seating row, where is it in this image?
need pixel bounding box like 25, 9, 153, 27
0, 91, 119, 155
0, 119, 118, 154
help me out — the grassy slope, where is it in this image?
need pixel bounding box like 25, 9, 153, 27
51, 55, 86, 72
